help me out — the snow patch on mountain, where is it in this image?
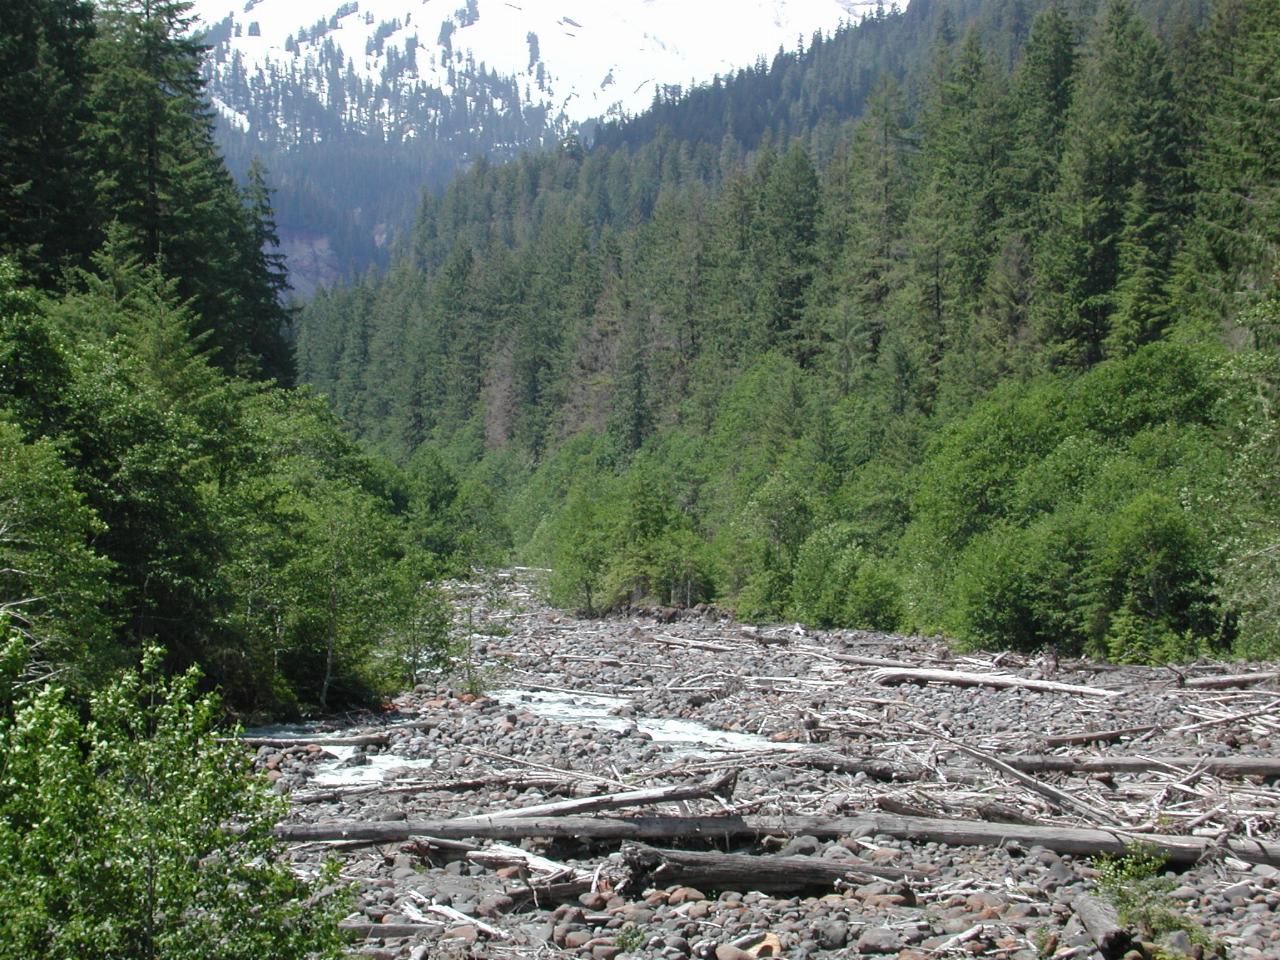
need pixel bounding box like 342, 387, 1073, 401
191, 0, 874, 126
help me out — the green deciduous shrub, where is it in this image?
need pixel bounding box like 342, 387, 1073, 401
790, 524, 903, 631
0, 643, 347, 960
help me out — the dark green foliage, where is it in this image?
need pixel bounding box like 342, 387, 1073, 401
0, 255, 464, 712
296, 0, 1276, 664
922, 344, 1231, 655
0, 0, 97, 282
0, 417, 115, 684
1, 0, 295, 382
0, 0, 476, 711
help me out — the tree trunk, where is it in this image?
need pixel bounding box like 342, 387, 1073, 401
621, 843, 914, 893
274, 812, 1280, 865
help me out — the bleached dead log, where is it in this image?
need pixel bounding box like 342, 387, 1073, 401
230, 732, 391, 748
1170, 700, 1280, 735
872, 667, 1120, 698
339, 921, 442, 939
1072, 894, 1132, 959
948, 742, 1120, 824
1183, 671, 1280, 690
826, 653, 917, 669
620, 842, 914, 893
1006, 755, 1280, 779
466, 842, 590, 880
1043, 725, 1159, 747
451, 770, 736, 823
275, 812, 1280, 865
507, 879, 597, 906
788, 751, 932, 782
292, 773, 577, 804
974, 801, 1041, 826
649, 634, 741, 653
408, 891, 510, 939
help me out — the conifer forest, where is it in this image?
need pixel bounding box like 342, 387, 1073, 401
0, 0, 1278, 955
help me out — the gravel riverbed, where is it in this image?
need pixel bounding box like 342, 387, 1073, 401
256, 572, 1280, 960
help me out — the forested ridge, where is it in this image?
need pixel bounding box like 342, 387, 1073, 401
1, 0, 479, 714
2, 0, 1278, 951
0, 1, 488, 951
300, 0, 1280, 664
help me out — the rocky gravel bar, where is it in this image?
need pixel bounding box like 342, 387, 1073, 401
252, 572, 1280, 960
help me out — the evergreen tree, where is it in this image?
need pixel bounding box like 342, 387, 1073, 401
1170, 0, 1280, 338
1033, 0, 1186, 368
753, 141, 820, 358
89, 0, 292, 379
818, 77, 912, 396
0, 0, 97, 282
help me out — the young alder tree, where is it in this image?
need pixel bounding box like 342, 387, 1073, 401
0, 643, 348, 960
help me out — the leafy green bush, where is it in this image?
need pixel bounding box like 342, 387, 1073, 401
951, 511, 1096, 654
0, 644, 347, 960
842, 560, 905, 631
546, 479, 615, 615
1094, 492, 1222, 660
790, 525, 902, 631
1095, 844, 1221, 953
790, 524, 862, 626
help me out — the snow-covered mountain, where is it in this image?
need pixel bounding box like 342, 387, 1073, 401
190, 0, 876, 295
192, 0, 871, 138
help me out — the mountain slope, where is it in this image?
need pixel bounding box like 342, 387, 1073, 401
295, 0, 1280, 661
191, 0, 872, 293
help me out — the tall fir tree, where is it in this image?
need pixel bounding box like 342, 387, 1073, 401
0, 0, 97, 282
88, 0, 292, 380
1032, 0, 1186, 368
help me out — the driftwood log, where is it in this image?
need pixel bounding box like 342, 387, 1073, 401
1043, 725, 1159, 748
275, 812, 1280, 865
788, 751, 931, 782
450, 769, 737, 823
620, 843, 914, 893
1183, 671, 1280, 690
339, 922, 441, 939
1005, 755, 1280, 779
1073, 894, 1133, 959
229, 733, 391, 748
293, 774, 577, 805
872, 667, 1120, 698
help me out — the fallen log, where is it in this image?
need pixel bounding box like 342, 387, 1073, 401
276, 813, 1280, 865
1005, 755, 1280, 779
228, 733, 390, 748
1183, 671, 1280, 690
466, 842, 590, 880
276, 814, 747, 844
621, 842, 913, 893
826, 653, 917, 669
1043, 725, 1159, 748
292, 774, 575, 804
1072, 894, 1132, 959
339, 922, 441, 940
872, 667, 1120, 699
788, 751, 931, 782
408, 891, 510, 940
507, 878, 596, 906
451, 769, 736, 822
974, 801, 1041, 826
948, 741, 1120, 824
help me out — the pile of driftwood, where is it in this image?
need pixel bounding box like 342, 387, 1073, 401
276, 768, 1280, 868
271, 749, 1278, 958
256, 579, 1280, 956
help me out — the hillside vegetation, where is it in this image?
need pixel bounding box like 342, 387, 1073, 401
1, 0, 475, 715
300, 0, 1280, 662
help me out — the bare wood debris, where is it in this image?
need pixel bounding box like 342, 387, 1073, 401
257, 571, 1280, 957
